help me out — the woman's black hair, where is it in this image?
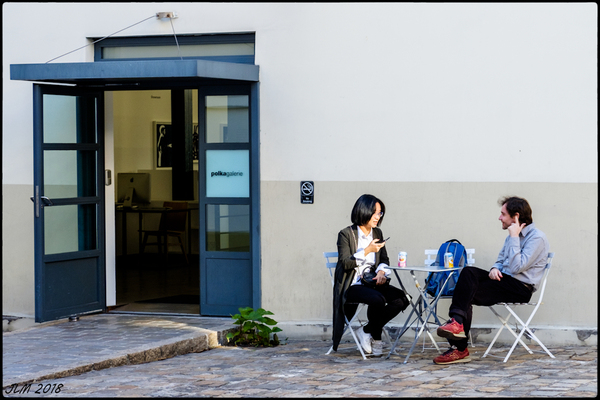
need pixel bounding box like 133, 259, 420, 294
350, 194, 385, 227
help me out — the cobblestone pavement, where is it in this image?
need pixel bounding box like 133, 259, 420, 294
4, 339, 597, 397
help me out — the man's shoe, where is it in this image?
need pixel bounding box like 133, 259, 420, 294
371, 340, 383, 356
356, 326, 372, 354
436, 318, 466, 340
433, 347, 471, 365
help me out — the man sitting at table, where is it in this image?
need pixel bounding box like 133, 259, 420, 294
433, 196, 550, 364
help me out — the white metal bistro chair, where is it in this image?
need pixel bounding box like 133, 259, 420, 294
482, 252, 555, 362
324, 251, 392, 360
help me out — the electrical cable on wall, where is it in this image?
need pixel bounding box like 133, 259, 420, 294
45, 13, 178, 63
169, 18, 183, 61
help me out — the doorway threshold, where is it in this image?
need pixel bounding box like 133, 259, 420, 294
109, 309, 200, 317
109, 302, 199, 316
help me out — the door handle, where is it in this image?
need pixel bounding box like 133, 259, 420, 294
31, 193, 54, 207
32, 187, 54, 218
32, 186, 40, 218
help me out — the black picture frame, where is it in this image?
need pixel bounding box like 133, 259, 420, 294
154, 122, 199, 169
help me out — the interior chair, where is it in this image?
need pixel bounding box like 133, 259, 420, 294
423, 248, 476, 349
324, 251, 393, 360
482, 252, 555, 362
141, 201, 189, 264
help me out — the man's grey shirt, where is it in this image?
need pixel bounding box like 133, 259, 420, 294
492, 223, 550, 291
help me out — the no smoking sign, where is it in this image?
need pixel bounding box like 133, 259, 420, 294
300, 181, 314, 204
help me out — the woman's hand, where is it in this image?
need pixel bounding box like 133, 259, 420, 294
375, 270, 387, 285
366, 238, 385, 255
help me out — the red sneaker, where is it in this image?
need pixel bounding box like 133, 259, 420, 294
436, 318, 466, 340
433, 347, 471, 365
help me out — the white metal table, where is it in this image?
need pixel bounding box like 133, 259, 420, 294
386, 264, 465, 363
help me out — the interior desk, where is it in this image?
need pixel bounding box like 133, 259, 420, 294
386, 264, 465, 363
116, 205, 198, 257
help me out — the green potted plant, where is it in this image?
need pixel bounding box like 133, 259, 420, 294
226, 307, 283, 347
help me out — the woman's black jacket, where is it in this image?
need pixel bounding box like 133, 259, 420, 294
332, 224, 389, 350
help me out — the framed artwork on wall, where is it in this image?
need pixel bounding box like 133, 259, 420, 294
153, 121, 199, 169
154, 122, 172, 169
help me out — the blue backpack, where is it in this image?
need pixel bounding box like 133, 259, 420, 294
425, 239, 468, 297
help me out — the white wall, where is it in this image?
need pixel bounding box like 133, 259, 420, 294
255, 3, 597, 183
3, 3, 597, 185
3, 4, 597, 341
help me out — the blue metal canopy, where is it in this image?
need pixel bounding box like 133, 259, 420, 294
10, 59, 259, 84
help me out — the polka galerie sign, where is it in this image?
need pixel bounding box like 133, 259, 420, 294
206, 150, 249, 198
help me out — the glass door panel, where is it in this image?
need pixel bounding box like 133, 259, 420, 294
43, 150, 97, 198
43, 94, 97, 143
206, 204, 250, 252
206, 95, 249, 143
44, 204, 98, 255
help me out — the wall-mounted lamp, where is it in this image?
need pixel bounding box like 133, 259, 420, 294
156, 12, 178, 19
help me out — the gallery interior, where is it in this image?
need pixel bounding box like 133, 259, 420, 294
111, 89, 200, 315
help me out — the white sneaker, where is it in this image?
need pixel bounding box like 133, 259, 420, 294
371, 340, 383, 356
356, 326, 373, 354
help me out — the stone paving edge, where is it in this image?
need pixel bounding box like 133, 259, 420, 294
3, 327, 239, 388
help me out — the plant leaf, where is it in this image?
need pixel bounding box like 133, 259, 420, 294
257, 324, 271, 337
241, 321, 257, 332
239, 307, 254, 318
246, 310, 265, 321
261, 317, 278, 326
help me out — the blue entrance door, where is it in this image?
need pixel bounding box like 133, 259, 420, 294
13, 57, 261, 320
33, 84, 106, 322
199, 85, 260, 316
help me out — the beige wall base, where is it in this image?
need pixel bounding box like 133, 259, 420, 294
2, 184, 35, 317
3, 181, 597, 333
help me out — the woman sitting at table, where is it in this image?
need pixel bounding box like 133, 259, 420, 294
332, 194, 410, 356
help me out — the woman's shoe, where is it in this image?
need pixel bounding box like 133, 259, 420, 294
356, 326, 372, 354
